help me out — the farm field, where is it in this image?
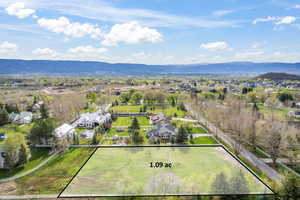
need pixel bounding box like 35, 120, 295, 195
60, 146, 272, 197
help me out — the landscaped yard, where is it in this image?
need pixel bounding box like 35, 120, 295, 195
0, 148, 51, 179
191, 136, 218, 144
14, 148, 95, 195
112, 116, 150, 126
0, 123, 34, 146
149, 106, 186, 117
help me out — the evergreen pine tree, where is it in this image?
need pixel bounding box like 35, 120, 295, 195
176, 125, 188, 144
92, 133, 98, 145
40, 103, 49, 119
0, 108, 9, 125
130, 117, 140, 131
18, 143, 28, 166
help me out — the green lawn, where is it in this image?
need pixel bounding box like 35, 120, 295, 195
112, 116, 150, 126
103, 128, 150, 144
61, 146, 272, 196
0, 123, 34, 146
0, 148, 51, 179
15, 148, 95, 195
190, 136, 218, 144
149, 106, 186, 117
187, 127, 207, 134
110, 105, 142, 113
105, 128, 130, 137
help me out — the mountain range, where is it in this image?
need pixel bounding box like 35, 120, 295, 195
0, 59, 300, 76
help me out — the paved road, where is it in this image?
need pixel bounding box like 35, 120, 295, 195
172, 117, 199, 122
185, 103, 283, 183
0, 194, 57, 199
0, 152, 58, 183
191, 134, 213, 137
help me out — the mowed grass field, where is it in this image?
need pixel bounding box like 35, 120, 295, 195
112, 116, 150, 126
13, 148, 95, 195
110, 105, 142, 113
110, 105, 187, 118
61, 147, 272, 196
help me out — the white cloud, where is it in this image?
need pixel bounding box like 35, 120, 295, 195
5, 2, 35, 19
37, 17, 102, 38
68, 46, 107, 55
200, 41, 231, 51
252, 16, 277, 24
212, 10, 234, 17
252, 16, 296, 25
294, 5, 300, 8
32, 48, 57, 57
102, 21, 162, 46
275, 16, 296, 24
0, 41, 18, 54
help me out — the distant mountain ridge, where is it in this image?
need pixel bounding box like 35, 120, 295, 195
0, 59, 300, 76
255, 72, 300, 80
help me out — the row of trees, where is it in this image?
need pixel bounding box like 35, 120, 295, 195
188, 95, 300, 168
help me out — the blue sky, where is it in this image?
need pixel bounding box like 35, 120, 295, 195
0, 0, 300, 64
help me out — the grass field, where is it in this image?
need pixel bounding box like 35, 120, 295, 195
14, 148, 95, 195
0, 148, 50, 178
110, 105, 142, 113
190, 136, 218, 144
110, 105, 187, 118
61, 146, 272, 197
149, 106, 186, 118
112, 116, 150, 126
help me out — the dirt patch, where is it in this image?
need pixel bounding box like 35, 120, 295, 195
0, 181, 18, 195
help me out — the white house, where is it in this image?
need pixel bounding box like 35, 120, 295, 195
288, 110, 300, 119
77, 113, 111, 128
53, 123, 75, 138
9, 112, 33, 124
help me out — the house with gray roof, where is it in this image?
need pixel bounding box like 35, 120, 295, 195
9, 112, 33, 124
77, 112, 111, 128
147, 122, 177, 142
53, 123, 75, 138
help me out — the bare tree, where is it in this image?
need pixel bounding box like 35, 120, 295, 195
265, 120, 284, 168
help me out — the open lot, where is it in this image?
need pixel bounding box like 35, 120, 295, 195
61, 146, 272, 197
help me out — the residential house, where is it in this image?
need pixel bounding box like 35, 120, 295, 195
53, 123, 75, 138
77, 112, 111, 128
147, 122, 177, 143
9, 112, 33, 124
150, 113, 167, 125
288, 110, 300, 119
